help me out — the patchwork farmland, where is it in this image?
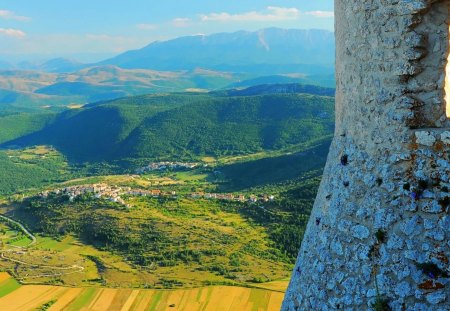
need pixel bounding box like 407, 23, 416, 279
0, 273, 286, 311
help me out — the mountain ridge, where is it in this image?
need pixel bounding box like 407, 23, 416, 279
98, 28, 335, 72
1, 88, 335, 163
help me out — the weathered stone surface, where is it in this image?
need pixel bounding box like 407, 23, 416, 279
441, 131, 450, 144
415, 131, 436, 146
352, 225, 370, 240
282, 0, 450, 309
395, 281, 412, 298
425, 291, 446, 305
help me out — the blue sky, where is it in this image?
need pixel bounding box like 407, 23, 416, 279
0, 1, 334, 62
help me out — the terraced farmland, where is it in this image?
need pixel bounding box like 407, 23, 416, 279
0, 273, 286, 311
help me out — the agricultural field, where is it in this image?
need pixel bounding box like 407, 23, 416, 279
0, 272, 286, 311
0, 233, 137, 286
0, 273, 21, 298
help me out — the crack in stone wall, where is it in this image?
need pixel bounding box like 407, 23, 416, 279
282, 1, 449, 310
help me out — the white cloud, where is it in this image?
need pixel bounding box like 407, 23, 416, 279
305, 11, 334, 18
86, 34, 115, 41
172, 18, 191, 28
0, 28, 26, 38
136, 23, 157, 30
0, 33, 159, 58
84, 34, 146, 52
0, 10, 30, 22
199, 6, 300, 23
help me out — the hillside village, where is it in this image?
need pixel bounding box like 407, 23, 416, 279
136, 162, 201, 174
38, 183, 275, 207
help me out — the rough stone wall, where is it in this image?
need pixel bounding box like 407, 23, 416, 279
282, 1, 449, 310
446, 3, 450, 116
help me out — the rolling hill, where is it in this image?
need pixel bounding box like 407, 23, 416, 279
0, 58, 85, 72
0, 66, 248, 112
215, 83, 335, 97
1, 87, 335, 163
0, 112, 55, 143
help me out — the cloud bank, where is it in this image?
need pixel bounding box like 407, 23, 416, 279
0, 10, 30, 22
199, 6, 300, 22
305, 11, 334, 18
136, 23, 157, 30
172, 18, 192, 28
0, 28, 26, 38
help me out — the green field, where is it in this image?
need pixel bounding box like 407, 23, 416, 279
66, 287, 97, 311
0, 277, 21, 298
8, 236, 32, 247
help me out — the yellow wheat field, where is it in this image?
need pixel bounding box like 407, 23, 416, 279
0, 273, 286, 311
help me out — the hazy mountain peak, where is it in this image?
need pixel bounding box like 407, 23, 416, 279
40, 57, 85, 73
98, 28, 335, 72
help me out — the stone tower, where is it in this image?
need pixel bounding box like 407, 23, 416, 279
282, 1, 449, 310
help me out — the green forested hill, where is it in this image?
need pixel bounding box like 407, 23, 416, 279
2, 92, 334, 163
0, 112, 55, 144
218, 140, 330, 191
214, 83, 335, 97
121, 94, 334, 160
0, 147, 69, 194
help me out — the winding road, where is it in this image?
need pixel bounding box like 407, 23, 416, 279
0, 214, 36, 247
0, 214, 84, 282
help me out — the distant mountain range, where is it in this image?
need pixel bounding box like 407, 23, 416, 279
0, 58, 85, 73
0, 28, 335, 110
1, 28, 334, 74
99, 28, 335, 74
